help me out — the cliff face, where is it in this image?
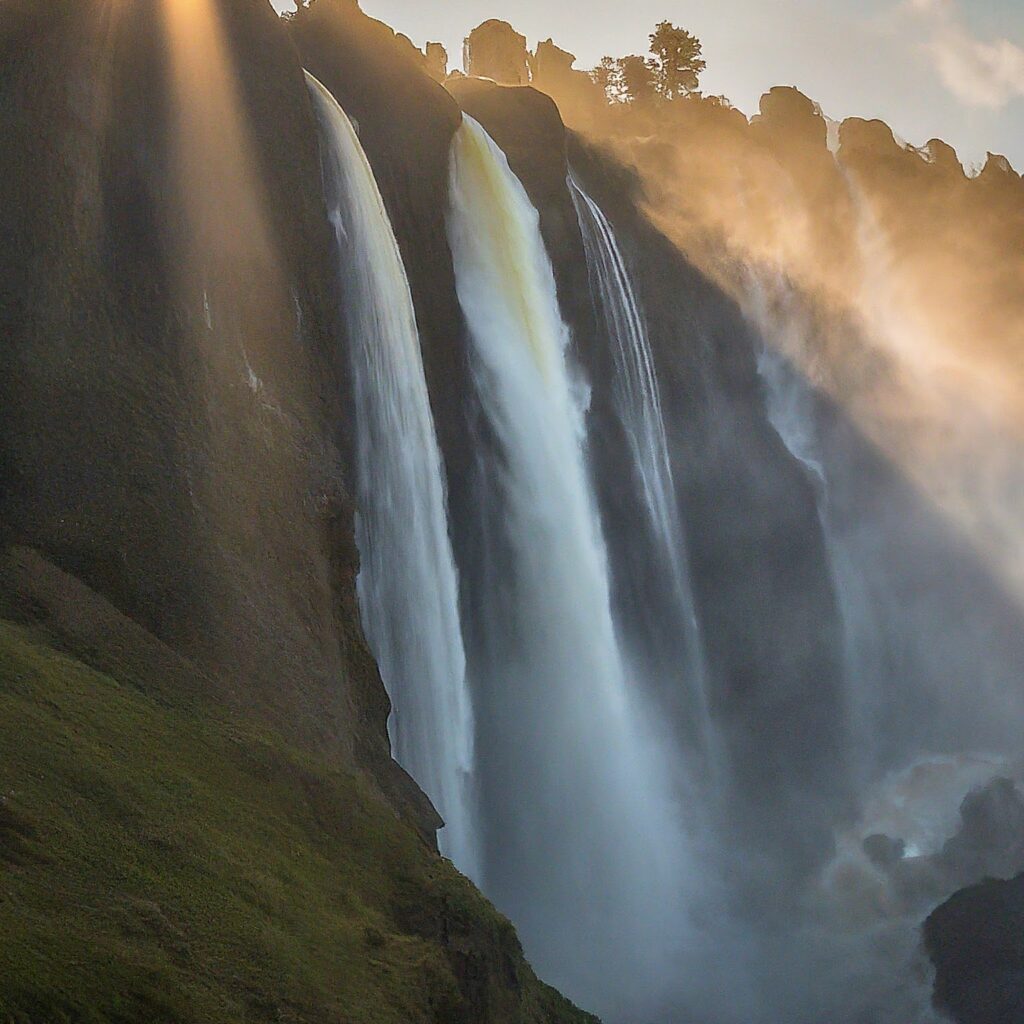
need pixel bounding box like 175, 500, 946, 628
0, 3, 597, 1021
0, 0, 381, 769
5, 3, 1022, 1021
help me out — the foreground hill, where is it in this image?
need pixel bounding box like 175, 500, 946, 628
0, 554, 595, 1024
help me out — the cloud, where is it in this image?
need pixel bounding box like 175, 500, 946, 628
906, 0, 1024, 108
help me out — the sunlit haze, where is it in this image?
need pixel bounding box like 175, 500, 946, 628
272, 0, 1024, 169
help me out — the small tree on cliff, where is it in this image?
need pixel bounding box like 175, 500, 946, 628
591, 57, 619, 100
592, 21, 705, 105
591, 54, 659, 105
619, 55, 659, 105
649, 21, 706, 99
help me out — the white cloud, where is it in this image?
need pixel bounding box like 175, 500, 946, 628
906, 0, 1024, 108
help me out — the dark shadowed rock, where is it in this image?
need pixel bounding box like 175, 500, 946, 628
925, 873, 1024, 1024
864, 833, 907, 869
0, 0, 382, 768
937, 778, 1024, 887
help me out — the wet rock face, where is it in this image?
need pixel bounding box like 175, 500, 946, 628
925, 873, 1024, 1024
0, 0, 399, 783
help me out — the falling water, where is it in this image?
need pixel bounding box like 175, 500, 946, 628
568, 171, 716, 768
446, 115, 693, 1019
739, 248, 1024, 1023
744, 269, 886, 788
568, 174, 680, 570
306, 73, 478, 876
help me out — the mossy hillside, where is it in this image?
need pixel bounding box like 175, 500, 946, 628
0, 620, 597, 1024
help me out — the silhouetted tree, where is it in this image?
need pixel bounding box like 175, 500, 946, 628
591, 57, 619, 100
619, 54, 659, 104
592, 22, 705, 105
649, 21, 705, 99
591, 54, 658, 105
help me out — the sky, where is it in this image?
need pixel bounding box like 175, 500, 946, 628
273, 0, 1024, 170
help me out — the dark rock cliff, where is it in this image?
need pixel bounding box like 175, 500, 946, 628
925, 873, 1024, 1024
6, 3, 1020, 1021
0, 4, 599, 1020
0, 0, 387, 770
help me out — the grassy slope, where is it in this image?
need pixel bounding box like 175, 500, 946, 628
0, 620, 595, 1024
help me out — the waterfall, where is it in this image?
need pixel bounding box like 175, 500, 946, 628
306, 73, 478, 877
446, 115, 693, 1019
568, 174, 680, 572
744, 269, 886, 788
568, 171, 716, 770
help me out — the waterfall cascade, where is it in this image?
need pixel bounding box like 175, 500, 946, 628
740, 252, 1024, 1023
744, 270, 886, 787
568, 174, 685, 575
569, 172, 717, 771
446, 115, 692, 1019
306, 73, 478, 876
309, 81, 1024, 1024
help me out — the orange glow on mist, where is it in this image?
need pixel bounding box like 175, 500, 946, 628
160, 0, 275, 260
589, 117, 1024, 611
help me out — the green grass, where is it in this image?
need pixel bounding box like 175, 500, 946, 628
0, 620, 595, 1024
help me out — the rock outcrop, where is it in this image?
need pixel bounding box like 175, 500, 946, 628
464, 19, 531, 85
926, 873, 1024, 1024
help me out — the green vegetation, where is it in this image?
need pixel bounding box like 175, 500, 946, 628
0, 620, 595, 1024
